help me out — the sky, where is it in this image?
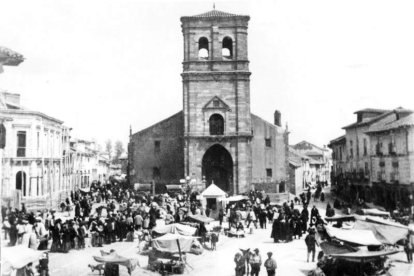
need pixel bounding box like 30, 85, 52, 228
1, 0, 414, 149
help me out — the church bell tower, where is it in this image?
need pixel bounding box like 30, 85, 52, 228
180, 9, 252, 194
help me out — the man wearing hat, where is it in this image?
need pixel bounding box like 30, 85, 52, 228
264, 252, 277, 276
249, 248, 262, 276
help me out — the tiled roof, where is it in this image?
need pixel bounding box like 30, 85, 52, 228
0, 46, 24, 66
366, 113, 414, 133
329, 135, 346, 146
181, 9, 249, 20
343, 107, 412, 130
354, 108, 390, 114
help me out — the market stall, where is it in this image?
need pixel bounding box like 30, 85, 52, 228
149, 233, 199, 274
93, 250, 139, 275
1, 246, 44, 276
200, 184, 226, 219
152, 223, 197, 237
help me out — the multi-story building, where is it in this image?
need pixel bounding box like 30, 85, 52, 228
366, 112, 414, 210
291, 141, 332, 186
288, 146, 311, 195
0, 92, 71, 209
69, 139, 109, 189
329, 107, 414, 210
0, 47, 25, 212
129, 9, 289, 195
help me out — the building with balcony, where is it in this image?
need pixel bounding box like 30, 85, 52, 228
0, 92, 71, 209
329, 107, 414, 210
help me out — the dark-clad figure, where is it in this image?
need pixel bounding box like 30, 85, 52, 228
305, 228, 317, 262
234, 252, 246, 276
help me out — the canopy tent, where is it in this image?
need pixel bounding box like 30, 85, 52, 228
353, 219, 409, 244
319, 241, 357, 256
325, 226, 382, 246
330, 249, 399, 263
152, 223, 197, 236
1, 246, 43, 269
165, 184, 183, 191
364, 216, 409, 229
201, 184, 226, 197
361, 208, 390, 217
152, 233, 199, 253
79, 187, 91, 193
325, 215, 356, 222
185, 214, 214, 224
219, 195, 248, 202
93, 251, 139, 275
134, 183, 152, 191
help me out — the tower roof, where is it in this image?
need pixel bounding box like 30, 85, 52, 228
181, 9, 249, 21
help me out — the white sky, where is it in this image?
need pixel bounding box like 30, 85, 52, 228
1, 0, 414, 148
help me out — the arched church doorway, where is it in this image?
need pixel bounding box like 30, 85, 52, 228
202, 144, 233, 192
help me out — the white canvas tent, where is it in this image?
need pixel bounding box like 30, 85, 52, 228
200, 183, 226, 219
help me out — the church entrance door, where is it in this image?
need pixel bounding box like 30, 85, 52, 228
202, 144, 233, 192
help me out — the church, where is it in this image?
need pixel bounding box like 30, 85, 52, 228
128, 9, 289, 194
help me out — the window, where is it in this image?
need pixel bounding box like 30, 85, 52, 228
391, 162, 399, 182
17, 131, 26, 157
222, 37, 233, 59
349, 140, 353, 158
265, 138, 272, 147
339, 146, 342, 160
154, 140, 161, 154
364, 162, 369, 175
388, 142, 396, 155
198, 37, 209, 59
376, 142, 383, 155
209, 114, 224, 135
153, 167, 161, 179
356, 138, 359, 157
266, 168, 272, 177
37, 132, 40, 154
363, 138, 367, 156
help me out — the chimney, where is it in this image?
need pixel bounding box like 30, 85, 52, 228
274, 110, 281, 127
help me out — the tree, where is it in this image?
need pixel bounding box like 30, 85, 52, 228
114, 140, 124, 162
105, 139, 112, 159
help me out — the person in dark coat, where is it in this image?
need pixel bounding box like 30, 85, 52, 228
320, 192, 325, 202
74, 202, 81, 218
305, 228, 317, 262
271, 219, 280, 243
310, 206, 319, 227
259, 209, 267, 229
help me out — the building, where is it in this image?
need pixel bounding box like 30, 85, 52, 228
291, 141, 332, 186
0, 92, 71, 209
129, 9, 289, 195
288, 146, 311, 195
69, 139, 109, 189
329, 107, 414, 210
0, 47, 25, 211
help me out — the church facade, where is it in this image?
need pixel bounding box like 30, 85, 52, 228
129, 10, 289, 194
